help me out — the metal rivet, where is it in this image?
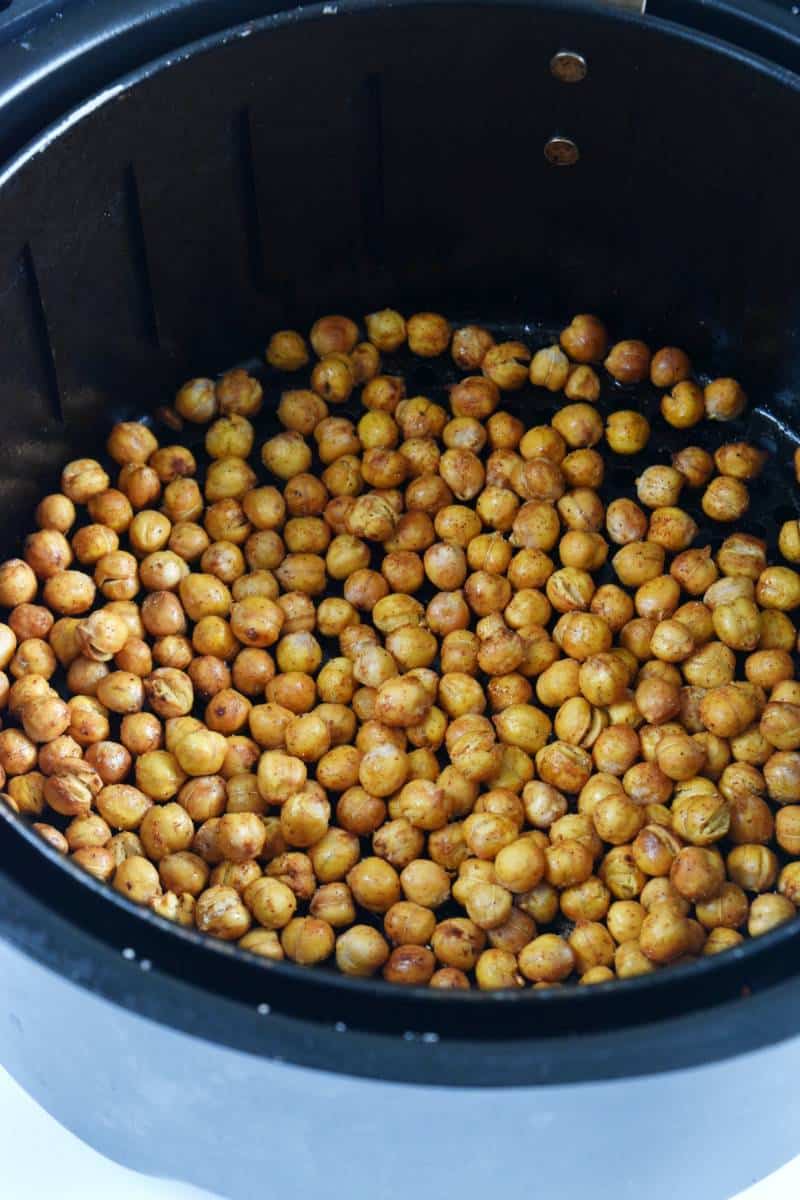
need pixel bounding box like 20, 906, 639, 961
544, 136, 580, 166
550, 51, 587, 83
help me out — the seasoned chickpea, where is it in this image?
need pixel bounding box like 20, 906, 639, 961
551, 403, 604, 449
605, 498, 648, 547
519, 934, 575, 982
702, 476, 749, 523
529, 344, 569, 391
113, 856, 162, 906
406, 312, 451, 358
335, 925, 390, 977
748, 892, 795, 937
606, 410, 650, 455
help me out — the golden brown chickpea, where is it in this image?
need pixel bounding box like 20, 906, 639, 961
305, 880, 355, 927
778, 519, 800, 564
672, 791, 730, 846
760, 701, 800, 750
119, 462, 162, 510
309, 315, 360, 359
702, 476, 749, 523
528, 344, 569, 391
712, 441, 765, 482
711, 597, 761, 652
260, 430, 311, 481
266, 329, 309, 371
568, 920, 616, 974
86, 488, 133, 534
724, 844, 777, 902
647, 507, 698, 554
557, 488, 605, 534
605, 410, 650, 456
564, 364, 601, 403
779, 862, 800, 907
639, 904, 691, 963
21, 694, 70, 744
702, 927, 744, 955
649, 619, 695, 664
603, 500, 646, 550
400, 310, 450, 358
650, 345, 692, 387
265, 851, 316, 900
333, 925, 390, 978
9, 636, 54, 678
714, 535, 766, 584
7, 604, 51, 646
748, 892, 795, 937
668, 845, 725, 902
493, 838, 545, 893
309, 353, 354, 405
703, 376, 746, 421
693, 881, 749, 931
655, 731, 706, 781
473, 948, 521, 990
591, 725, 639, 776
113, 855, 162, 907
602, 338, 650, 383
381, 943, 435, 984
557, 313, 607, 363
756, 565, 800, 612
764, 751, 800, 805
604, 900, 644, 944
138, 802, 194, 861
551, 402, 604, 449
519, 933, 575, 983
658, 377, 703, 427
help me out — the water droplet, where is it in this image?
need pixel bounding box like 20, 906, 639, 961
421, 1032, 439, 1044
257, 1003, 271, 1015
139, 959, 152, 972
334, 1021, 347, 1032
402, 1031, 416, 1041
122, 947, 135, 960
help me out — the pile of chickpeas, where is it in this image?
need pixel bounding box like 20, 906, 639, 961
3, 305, 800, 991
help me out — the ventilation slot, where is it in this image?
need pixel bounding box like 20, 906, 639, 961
21, 244, 62, 424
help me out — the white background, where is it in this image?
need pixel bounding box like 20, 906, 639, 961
1, 1064, 799, 1200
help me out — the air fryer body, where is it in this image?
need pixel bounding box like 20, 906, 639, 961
2, 3, 800, 1197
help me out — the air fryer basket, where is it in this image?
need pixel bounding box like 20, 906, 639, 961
3, 0, 800, 1052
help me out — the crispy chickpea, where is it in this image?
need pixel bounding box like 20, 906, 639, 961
519, 934, 575, 983
113, 856, 162, 906
551, 403, 604, 450
559, 313, 608, 363
639, 904, 691, 963
529, 344, 569, 391
748, 892, 795, 937
704, 377, 746, 421
660, 379, 704, 429
668, 845, 725, 902
603, 339, 650, 383
702, 476, 749, 523
266, 329, 309, 371
599, 504, 645, 556
332, 925, 389, 978
606, 410, 650, 455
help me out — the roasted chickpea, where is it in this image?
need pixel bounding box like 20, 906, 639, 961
529, 344, 569, 391
606, 410, 650, 455
702, 476, 749, 523
704, 377, 746, 421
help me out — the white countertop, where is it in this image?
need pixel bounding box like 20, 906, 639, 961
1, 1063, 798, 1200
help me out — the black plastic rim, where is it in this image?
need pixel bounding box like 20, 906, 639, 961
2, 0, 800, 1085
